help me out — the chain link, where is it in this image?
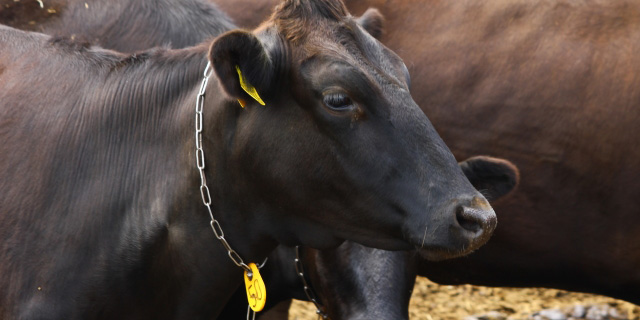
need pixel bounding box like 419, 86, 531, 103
295, 246, 329, 319
195, 62, 251, 273
247, 305, 257, 320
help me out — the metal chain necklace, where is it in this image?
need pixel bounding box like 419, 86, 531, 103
195, 62, 267, 319
295, 246, 329, 319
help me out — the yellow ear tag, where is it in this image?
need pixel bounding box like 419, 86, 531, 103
235, 65, 266, 106
244, 262, 267, 312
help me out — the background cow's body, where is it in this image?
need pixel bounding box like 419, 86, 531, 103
218, 0, 640, 303
373, 0, 640, 303
0, 0, 234, 51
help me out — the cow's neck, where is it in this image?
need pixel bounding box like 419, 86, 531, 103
98, 47, 278, 316
179, 56, 280, 317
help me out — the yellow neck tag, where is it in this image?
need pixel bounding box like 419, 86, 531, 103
235, 65, 266, 106
244, 262, 267, 312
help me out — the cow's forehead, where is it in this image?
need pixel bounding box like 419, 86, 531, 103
296, 22, 408, 90
264, 0, 409, 88
270, 0, 349, 44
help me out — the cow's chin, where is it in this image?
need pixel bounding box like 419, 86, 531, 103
311, 233, 412, 251
275, 231, 345, 250
316, 224, 416, 251
414, 230, 495, 261
351, 237, 415, 251
298, 237, 412, 251
418, 245, 479, 262
411, 240, 494, 263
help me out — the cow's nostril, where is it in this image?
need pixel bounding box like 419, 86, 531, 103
455, 205, 486, 233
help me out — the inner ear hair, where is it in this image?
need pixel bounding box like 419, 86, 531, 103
208, 30, 273, 102
356, 8, 385, 40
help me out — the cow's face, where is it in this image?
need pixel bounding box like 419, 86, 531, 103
208, 0, 496, 259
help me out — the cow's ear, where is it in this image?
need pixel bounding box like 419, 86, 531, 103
209, 30, 272, 107
356, 8, 384, 39
459, 156, 520, 201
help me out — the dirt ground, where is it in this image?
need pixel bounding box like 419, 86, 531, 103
288, 277, 640, 319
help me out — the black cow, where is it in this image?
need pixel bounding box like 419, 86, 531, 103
0, 0, 497, 318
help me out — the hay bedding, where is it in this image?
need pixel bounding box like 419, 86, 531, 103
288, 278, 639, 319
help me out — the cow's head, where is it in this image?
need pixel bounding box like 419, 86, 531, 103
207, 0, 496, 259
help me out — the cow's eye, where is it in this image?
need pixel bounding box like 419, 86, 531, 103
323, 93, 353, 111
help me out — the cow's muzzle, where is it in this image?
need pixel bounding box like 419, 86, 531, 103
454, 196, 497, 245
